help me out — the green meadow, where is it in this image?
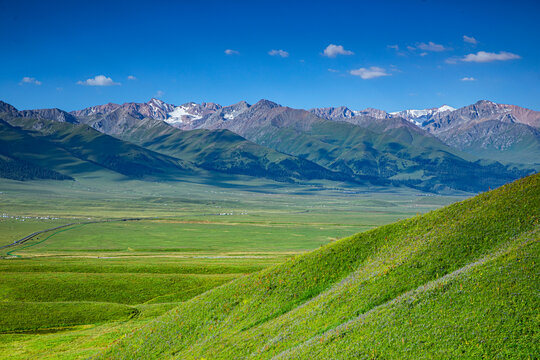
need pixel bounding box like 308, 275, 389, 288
0, 174, 465, 359
97, 173, 540, 359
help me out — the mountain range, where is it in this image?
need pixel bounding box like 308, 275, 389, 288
314, 101, 540, 165
1, 98, 538, 192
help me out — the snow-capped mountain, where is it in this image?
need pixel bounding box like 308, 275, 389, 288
146, 98, 175, 120
67, 98, 540, 165
390, 105, 456, 126
165, 102, 221, 127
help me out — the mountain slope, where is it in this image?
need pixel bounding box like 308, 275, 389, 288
1, 115, 193, 179
97, 173, 539, 359
194, 100, 527, 192
0, 120, 73, 180
400, 100, 540, 164
0, 118, 102, 179
317, 101, 540, 166
136, 127, 344, 182
72, 100, 345, 182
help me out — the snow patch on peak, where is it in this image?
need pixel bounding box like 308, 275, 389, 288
438, 105, 455, 112
166, 105, 203, 124
148, 98, 164, 105
391, 105, 456, 119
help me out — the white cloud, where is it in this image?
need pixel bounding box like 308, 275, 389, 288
268, 49, 289, 58
461, 51, 521, 63
322, 44, 354, 58
20, 77, 41, 85
328, 68, 339, 73
461, 77, 476, 81
416, 41, 446, 52
127, 75, 136, 80
350, 66, 390, 79
388, 45, 405, 56
225, 49, 239, 55
154, 90, 164, 98
420, 52, 428, 57
77, 75, 120, 86
463, 35, 478, 44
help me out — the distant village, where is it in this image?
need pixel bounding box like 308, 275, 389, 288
1, 214, 61, 222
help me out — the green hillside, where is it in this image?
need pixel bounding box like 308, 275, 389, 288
78, 113, 345, 183
98, 173, 539, 359
0, 119, 95, 179
1, 116, 193, 179
0, 153, 72, 181
252, 117, 526, 192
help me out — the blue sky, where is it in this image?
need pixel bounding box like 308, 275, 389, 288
1, 0, 539, 112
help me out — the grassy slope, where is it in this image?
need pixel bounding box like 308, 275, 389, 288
0, 172, 464, 358
250, 118, 525, 192
0, 302, 138, 333
140, 128, 344, 182
0, 119, 100, 178
2, 117, 193, 179
98, 173, 539, 359
83, 114, 344, 183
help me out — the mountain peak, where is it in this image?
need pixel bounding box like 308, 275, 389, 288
438, 105, 456, 112
148, 98, 166, 106
474, 100, 497, 106
253, 99, 280, 110
357, 107, 390, 119
0, 100, 19, 113
309, 106, 356, 120
232, 100, 250, 107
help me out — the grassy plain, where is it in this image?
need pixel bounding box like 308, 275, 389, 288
96, 173, 540, 360
0, 173, 466, 359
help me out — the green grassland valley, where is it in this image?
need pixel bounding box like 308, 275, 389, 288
2, 1, 540, 357
0, 170, 538, 359
0, 172, 450, 356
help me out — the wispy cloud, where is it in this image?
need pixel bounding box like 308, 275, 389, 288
328, 68, 339, 73
322, 44, 354, 58
154, 90, 164, 98
225, 49, 239, 55
20, 77, 41, 85
463, 35, 478, 44
461, 77, 476, 81
416, 41, 447, 52
388, 44, 406, 56
461, 51, 521, 63
268, 49, 289, 58
127, 75, 137, 80
77, 75, 120, 86
350, 66, 390, 79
